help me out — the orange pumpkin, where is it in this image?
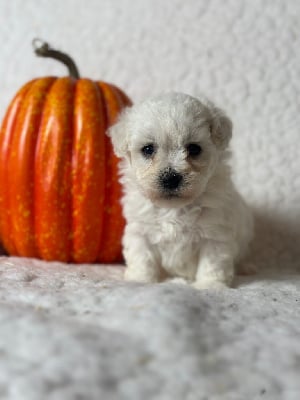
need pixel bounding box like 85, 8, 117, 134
0, 40, 131, 263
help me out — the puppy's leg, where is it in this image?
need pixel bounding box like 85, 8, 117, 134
123, 233, 161, 283
193, 240, 236, 289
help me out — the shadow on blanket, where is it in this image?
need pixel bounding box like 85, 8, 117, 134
246, 209, 300, 279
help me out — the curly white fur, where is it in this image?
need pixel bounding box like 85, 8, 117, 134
108, 93, 253, 289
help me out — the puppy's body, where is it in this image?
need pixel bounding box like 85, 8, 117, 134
109, 93, 253, 288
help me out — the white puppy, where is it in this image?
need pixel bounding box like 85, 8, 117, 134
108, 93, 253, 289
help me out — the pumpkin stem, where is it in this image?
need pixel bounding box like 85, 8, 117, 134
32, 39, 80, 79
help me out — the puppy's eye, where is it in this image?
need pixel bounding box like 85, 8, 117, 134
141, 144, 155, 158
186, 143, 202, 157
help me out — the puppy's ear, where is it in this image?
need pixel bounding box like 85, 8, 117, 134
107, 109, 130, 158
208, 105, 233, 150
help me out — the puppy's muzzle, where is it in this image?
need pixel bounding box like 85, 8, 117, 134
159, 168, 183, 191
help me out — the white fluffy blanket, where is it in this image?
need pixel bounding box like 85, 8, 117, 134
0, 1, 300, 399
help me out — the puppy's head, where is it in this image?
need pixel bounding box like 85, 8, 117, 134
108, 92, 232, 208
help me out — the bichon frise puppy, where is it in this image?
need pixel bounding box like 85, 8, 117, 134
108, 93, 253, 289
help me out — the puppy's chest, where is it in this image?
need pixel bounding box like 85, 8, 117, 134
149, 208, 201, 242
148, 210, 202, 279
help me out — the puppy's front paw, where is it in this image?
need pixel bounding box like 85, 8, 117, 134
166, 277, 189, 285
192, 279, 230, 290
124, 265, 160, 283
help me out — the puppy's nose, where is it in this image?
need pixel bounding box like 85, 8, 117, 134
159, 168, 183, 190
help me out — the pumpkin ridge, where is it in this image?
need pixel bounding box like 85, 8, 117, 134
71, 78, 106, 262
94, 81, 109, 261
96, 82, 127, 262
0, 80, 36, 254
94, 82, 110, 260
34, 77, 75, 261
7, 78, 56, 257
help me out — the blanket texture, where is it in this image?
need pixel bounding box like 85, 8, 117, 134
0, 0, 300, 399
